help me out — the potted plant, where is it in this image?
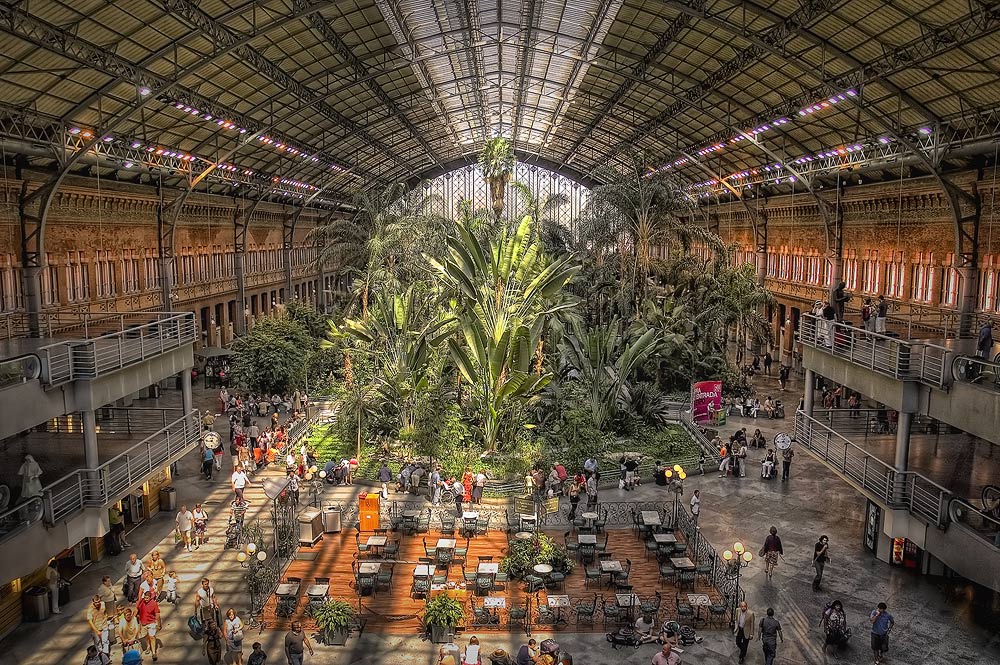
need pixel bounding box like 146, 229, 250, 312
312, 599, 355, 646
477, 137, 515, 218
423, 594, 464, 644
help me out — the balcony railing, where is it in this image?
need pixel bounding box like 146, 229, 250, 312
949, 498, 1000, 548
43, 408, 183, 435
0, 497, 43, 544
793, 410, 951, 528
42, 411, 201, 526
799, 314, 951, 388
0, 353, 41, 390
34, 312, 196, 385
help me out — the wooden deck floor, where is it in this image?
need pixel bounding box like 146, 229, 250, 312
262, 526, 726, 636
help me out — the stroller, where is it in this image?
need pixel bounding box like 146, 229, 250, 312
539, 639, 570, 665
773, 400, 785, 419
224, 501, 248, 549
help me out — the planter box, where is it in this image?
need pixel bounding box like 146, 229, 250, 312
429, 624, 453, 644
323, 627, 349, 646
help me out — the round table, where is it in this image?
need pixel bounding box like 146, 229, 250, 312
533, 563, 553, 575
514, 531, 534, 541
581, 512, 598, 521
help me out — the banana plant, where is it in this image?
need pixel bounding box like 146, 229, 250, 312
430, 214, 580, 452
560, 318, 662, 430
328, 285, 453, 432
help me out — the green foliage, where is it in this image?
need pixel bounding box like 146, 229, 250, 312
285, 300, 329, 340
477, 137, 515, 180
231, 315, 312, 394
430, 214, 580, 452
423, 593, 464, 627
312, 600, 355, 631
499, 532, 575, 579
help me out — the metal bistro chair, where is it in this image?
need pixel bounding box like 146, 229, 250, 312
440, 515, 456, 536
463, 515, 478, 538
708, 596, 729, 627
382, 538, 400, 559
422, 538, 437, 559
411, 574, 431, 599
579, 544, 596, 565
475, 514, 491, 536
508, 597, 530, 633
523, 573, 545, 593
355, 532, 370, 557
584, 566, 602, 588
644, 537, 659, 560
593, 508, 607, 533
546, 568, 566, 590
640, 591, 662, 624
535, 592, 556, 626
454, 537, 470, 559
596, 534, 609, 553
575, 593, 597, 625
475, 574, 495, 596
564, 531, 579, 554
376, 564, 394, 593
462, 564, 477, 583
658, 564, 677, 588
676, 592, 695, 621
600, 595, 625, 630
678, 570, 696, 591
470, 597, 499, 627
696, 562, 713, 586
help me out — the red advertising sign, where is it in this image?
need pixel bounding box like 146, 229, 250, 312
692, 380, 724, 425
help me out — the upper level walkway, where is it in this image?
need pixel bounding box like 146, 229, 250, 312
799, 313, 1000, 443
0, 310, 196, 439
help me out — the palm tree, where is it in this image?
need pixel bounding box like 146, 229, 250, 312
429, 214, 580, 452
477, 137, 516, 220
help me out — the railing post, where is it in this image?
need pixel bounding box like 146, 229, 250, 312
862, 457, 868, 489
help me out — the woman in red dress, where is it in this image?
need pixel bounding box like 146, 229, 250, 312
461, 467, 474, 503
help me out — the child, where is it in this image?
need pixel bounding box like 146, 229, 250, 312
165, 571, 178, 604
247, 642, 267, 665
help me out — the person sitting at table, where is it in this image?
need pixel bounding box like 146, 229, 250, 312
634, 614, 658, 644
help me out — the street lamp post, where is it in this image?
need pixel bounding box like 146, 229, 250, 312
723, 541, 753, 628
665, 464, 687, 528
236, 542, 269, 613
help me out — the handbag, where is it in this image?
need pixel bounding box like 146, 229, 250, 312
758, 546, 766, 557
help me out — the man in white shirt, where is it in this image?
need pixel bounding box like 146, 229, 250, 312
193, 577, 219, 622
176, 504, 194, 552
124, 553, 144, 602
690, 489, 701, 525
231, 464, 251, 502
634, 614, 658, 643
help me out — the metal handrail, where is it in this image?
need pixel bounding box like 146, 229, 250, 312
0, 353, 41, 390
951, 354, 1000, 392
40, 411, 201, 526
948, 498, 1000, 547
800, 314, 952, 388
0, 497, 44, 544
33, 311, 196, 385
793, 410, 952, 527
43, 408, 182, 435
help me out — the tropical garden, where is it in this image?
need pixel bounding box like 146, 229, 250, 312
233, 142, 772, 480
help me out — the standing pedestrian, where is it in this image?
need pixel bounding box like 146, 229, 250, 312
781, 446, 794, 481
176, 505, 194, 553
283, 622, 314, 665
875, 295, 888, 334
472, 469, 487, 504
977, 320, 994, 359
567, 478, 581, 520
689, 489, 701, 524
869, 602, 894, 665
136, 590, 161, 662
862, 297, 875, 333
585, 471, 598, 511
777, 365, 789, 392
203, 445, 216, 480
148, 550, 166, 595
813, 535, 830, 591
833, 281, 850, 321
761, 526, 784, 581
45, 559, 62, 614
203, 618, 224, 665
117, 607, 142, 656
758, 607, 783, 665
378, 462, 392, 499
247, 643, 267, 665
194, 578, 220, 623
733, 601, 755, 664
430, 466, 442, 506
287, 471, 300, 505
763, 351, 772, 376
231, 464, 251, 503
224, 608, 245, 665
450, 477, 464, 518
650, 643, 681, 665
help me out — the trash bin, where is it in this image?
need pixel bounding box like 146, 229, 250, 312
322, 503, 342, 533
298, 507, 323, 546
22, 586, 50, 622
159, 487, 177, 512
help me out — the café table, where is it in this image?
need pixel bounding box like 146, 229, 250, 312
358, 562, 381, 575
366, 535, 387, 556
532, 563, 553, 575
687, 593, 712, 622
483, 597, 506, 609
478, 563, 499, 575
462, 511, 480, 520
577, 534, 597, 545
413, 565, 433, 578
615, 593, 641, 620
305, 583, 329, 600
670, 557, 695, 571
580, 511, 598, 527
275, 581, 299, 598
652, 533, 677, 545
640, 511, 662, 526
547, 594, 571, 623
514, 531, 534, 541
599, 559, 623, 586
436, 538, 457, 551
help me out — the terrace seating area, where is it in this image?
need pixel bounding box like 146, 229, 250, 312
263, 504, 727, 636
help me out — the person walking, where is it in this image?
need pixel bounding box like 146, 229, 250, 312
689, 490, 701, 525
194, 578, 220, 624
758, 607, 783, 665
733, 601, 755, 664
231, 464, 251, 503
761, 526, 784, 581
224, 608, 245, 665
430, 466, 442, 506
203, 444, 216, 480
567, 478, 581, 520
148, 550, 166, 595
781, 446, 794, 481
136, 590, 161, 662
449, 478, 464, 518
117, 606, 142, 655
763, 351, 772, 376
812, 535, 830, 591
124, 553, 144, 602
875, 295, 888, 334
650, 643, 681, 665
869, 602, 894, 665
283, 622, 314, 665
203, 618, 224, 665
192, 503, 209, 549
247, 643, 267, 665
86, 595, 112, 659
777, 365, 789, 392
176, 505, 194, 553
